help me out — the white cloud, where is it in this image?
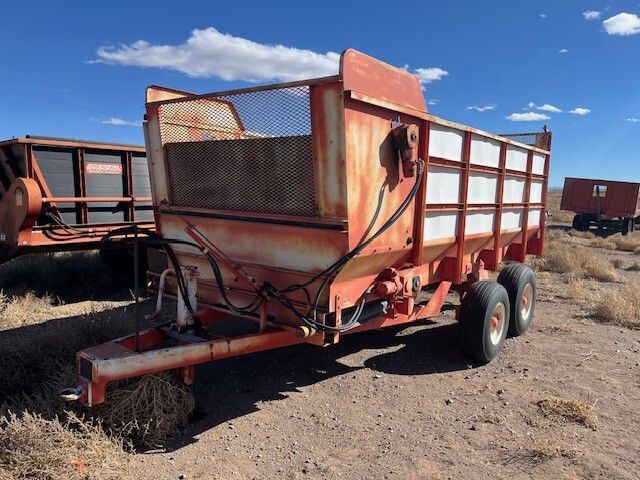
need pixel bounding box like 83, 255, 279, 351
102, 117, 141, 127
95, 27, 448, 89
603, 12, 640, 35
558, 48, 569, 53
95, 27, 341, 81
528, 102, 562, 113
583, 10, 602, 20
540, 13, 548, 18
569, 107, 591, 115
465, 103, 497, 112
506, 112, 550, 122
627, 117, 639, 123
413, 67, 449, 85
427, 99, 441, 106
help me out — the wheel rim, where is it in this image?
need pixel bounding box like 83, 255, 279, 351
489, 302, 506, 345
520, 283, 534, 321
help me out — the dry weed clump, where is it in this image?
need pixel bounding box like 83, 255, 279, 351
589, 237, 617, 250
567, 229, 595, 239
610, 234, 640, 252
591, 283, 640, 328
0, 411, 127, 480
611, 258, 624, 269
538, 241, 620, 282
527, 435, 580, 461
627, 260, 640, 271
536, 397, 598, 430
92, 373, 196, 448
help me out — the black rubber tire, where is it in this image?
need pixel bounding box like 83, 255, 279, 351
459, 281, 510, 363
622, 218, 633, 236
498, 263, 537, 337
572, 214, 585, 231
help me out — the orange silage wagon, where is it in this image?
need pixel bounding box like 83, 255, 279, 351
62, 50, 551, 406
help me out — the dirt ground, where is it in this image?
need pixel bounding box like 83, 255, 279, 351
2, 212, 640, 479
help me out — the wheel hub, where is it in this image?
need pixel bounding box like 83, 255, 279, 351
520, 284, 534, 321
489, 302, 506, 345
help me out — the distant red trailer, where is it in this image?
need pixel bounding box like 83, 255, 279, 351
560, 177, 640, 235
0, 136, 154, 265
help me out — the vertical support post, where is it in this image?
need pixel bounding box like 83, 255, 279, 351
539, 146, 551, 254
520, 151, 533, 262
134, 228, 141, 352
78, 148, 88, 224
123, 151, 134, 221
411, 120, 430, 266
455, 131, 472, 284
493, 143, 507, 269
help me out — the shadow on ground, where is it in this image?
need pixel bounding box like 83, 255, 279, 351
164, 317, 469, 451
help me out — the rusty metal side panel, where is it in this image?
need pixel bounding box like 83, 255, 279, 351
310, 82, 348, 218
340, 49, 427, 114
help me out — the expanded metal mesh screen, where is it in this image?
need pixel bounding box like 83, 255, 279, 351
500, 132, 550, 150
158, 85, 317, 217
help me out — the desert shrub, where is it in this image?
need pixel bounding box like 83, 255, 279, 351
589, 237, 617, 250
538, 241, 619, 282
536, 397, 598, 429
610, 233, 640, 252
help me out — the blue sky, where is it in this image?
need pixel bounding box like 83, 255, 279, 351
1, 1, 638, 186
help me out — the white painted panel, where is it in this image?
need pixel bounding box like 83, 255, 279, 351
501, 209, 523, 230
529, 180, 544, 203
426, 165, 460, 204
503, 176, 526, 203
465, 212, 495, 235
424, 212, 458, 241
532, 152, 546, 175
506, 145, 528, 172
470, 135, 501, 168
528, 209, 542, 227
468, 172, 498, 204
429, 124, 463, 162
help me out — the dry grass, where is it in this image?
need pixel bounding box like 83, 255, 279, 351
628, 260, 640, 271
536, 397, 598, 429
610, 233, 640, 252
566, 229, 595, 239
528, 435, 580, 460
547, 191, 575, 224
591, 284, 640, 328
568, 280, 640, 328
92, 374, 196, 448
589, 237, 617, 250
0, 411, 127, 480
536, 241, 620, 283
611, 258, 624, 269
0, 252, 196, 478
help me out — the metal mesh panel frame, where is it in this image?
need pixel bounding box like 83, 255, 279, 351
500, 132, 548, 149
157, 85, 318, 217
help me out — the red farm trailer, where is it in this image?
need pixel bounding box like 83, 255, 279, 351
0, 136, 154, 266
561, 177, 640, 235
61, 50, 552, 406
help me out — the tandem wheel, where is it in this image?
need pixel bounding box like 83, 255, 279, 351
572, 214, 587, 232
621, 218, 634, 236
459, 280, 510, 363
498, 263, 536, 336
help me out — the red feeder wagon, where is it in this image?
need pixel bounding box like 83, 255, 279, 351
561, 177, 640, 235
62, 50, 551, 406
0, 136, 153, 267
